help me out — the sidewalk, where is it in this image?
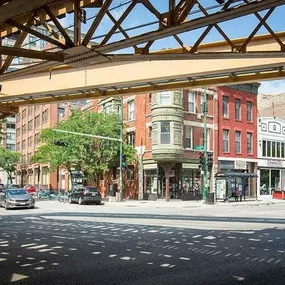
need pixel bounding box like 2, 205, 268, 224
105, 196, 285, 208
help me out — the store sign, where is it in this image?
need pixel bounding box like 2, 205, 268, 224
182, 163, 199, 169
143, 164, 157, 170
267, 160, 283, 167
234, 161, 247, 170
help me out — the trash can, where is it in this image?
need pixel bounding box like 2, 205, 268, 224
207, 192, 215, 205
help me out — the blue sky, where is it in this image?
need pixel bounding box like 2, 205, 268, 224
60, 0, 285, 95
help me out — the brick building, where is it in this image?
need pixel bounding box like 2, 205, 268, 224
14, 101, 87, 189
215, 84, 259, 200
14, 84, 259, 201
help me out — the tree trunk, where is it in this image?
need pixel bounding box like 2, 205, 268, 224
68, 169, 74, 190
8, 172, 12, 184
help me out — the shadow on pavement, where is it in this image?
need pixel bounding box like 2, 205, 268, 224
0, 215, 285, 285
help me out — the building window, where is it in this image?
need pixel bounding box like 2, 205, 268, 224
188, 91, 195, 113
247, 133, 253, 154
34, 133, 40, 146
42, 110, 49, 124
128, 101, 135, 121
149, 127, 152, 139
160, 91, 171, 105
222, 96, 229, 117
282, 143, 285, 158
103, 104, 112, 114
160, 122, 170, 144
277, 142, 281, 157
29, 36, 37, 47
22, 139, 26, 149
235, 99, 241, 120
22, 124, 27, 135
16, 128, 20, 138
28, 136, 32, 147
223, 130, 229, 153
22, 109, 27, 120
272, 141, 276, 157
6, 132, 15, 140
6, 122, 15, 129
247, 102, 252, 122
7, 144, 15, 151
235, 131, 241, 153
267, 141, 271, 157
262, 140, 266, 157
28, 106, 33, 116
185, 127, 193, 149
28, 120, 33, 131
34, 115, 40, 128
127, 132, 135, 147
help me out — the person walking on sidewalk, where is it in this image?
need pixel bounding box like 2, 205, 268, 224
234, 188, 240, 202
193, 181, 199, 201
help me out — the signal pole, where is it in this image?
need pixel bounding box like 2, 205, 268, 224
202, 88, 208, 203
119, 97, 124, 202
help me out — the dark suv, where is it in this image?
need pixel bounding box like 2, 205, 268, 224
68, 186, 101, 205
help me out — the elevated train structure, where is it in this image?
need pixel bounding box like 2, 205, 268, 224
0, 0, 285, 116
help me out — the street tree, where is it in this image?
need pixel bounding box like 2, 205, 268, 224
0, 148, 20, 184
33, 111, 136, 187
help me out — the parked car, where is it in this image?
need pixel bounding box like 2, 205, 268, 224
5, 184, 20, 190
0, 189, 35, 210
24, 185, 37, 195
68, 186, 101, 205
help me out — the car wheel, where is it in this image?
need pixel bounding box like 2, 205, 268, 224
5, 202, 9, 210
95, 201, 101, 205
78, 197, 83, 205
68, 196, 72, 204
30, 204, 35, 209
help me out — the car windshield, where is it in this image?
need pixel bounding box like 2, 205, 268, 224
85, 187, 98, 192
7, 190, 28, 195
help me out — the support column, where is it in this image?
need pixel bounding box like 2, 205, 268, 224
74, 0, 81, 45
159, 162, 173, 202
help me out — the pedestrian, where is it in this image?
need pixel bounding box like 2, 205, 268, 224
234, 188, 240, 202
193, 180, 199, 201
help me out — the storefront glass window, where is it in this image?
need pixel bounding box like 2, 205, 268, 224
282, 143, 285, 158
260, 169, 270, 195
267, 141, 271, 157
271, 169, 280, 191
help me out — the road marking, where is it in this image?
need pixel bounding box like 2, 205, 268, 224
140, 251, 152, 255
10, 273, 29, 282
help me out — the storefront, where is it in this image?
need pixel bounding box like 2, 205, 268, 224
144, 162, 200, 199
217, 160, 257, 199
257, 159, 285, 195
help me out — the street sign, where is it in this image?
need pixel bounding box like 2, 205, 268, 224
194, 145, 204, 150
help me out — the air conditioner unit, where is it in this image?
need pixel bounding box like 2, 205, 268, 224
197, 113, 202, 119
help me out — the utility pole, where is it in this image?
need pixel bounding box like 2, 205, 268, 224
119, 97, 124, 202
202, 88, 208, 203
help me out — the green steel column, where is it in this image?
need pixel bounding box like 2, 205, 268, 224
203, 88, 208, 203
119, 97, 124, 202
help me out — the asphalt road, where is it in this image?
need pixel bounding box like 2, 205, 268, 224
1, 202, 285, 285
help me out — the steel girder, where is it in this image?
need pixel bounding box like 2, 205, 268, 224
0, 0, 284, 79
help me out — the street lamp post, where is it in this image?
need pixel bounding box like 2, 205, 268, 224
119, 97, 124, 202
202, 88, 208, 203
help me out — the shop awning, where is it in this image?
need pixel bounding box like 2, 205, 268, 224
215, 172, 257, 178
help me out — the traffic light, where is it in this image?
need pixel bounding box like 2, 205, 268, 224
121, 154, 127, 171
80, 8, 87, 24
54, 141, 68, 147
207, 152, 213, 167
199, 152, 204, 170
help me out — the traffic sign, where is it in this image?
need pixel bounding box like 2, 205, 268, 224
194, 145, 204, 150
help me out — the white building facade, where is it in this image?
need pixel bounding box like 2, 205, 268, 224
257, 117, 285, 196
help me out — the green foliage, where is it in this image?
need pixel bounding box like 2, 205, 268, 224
32, 111, 137, 186
0, 147, 20, 184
